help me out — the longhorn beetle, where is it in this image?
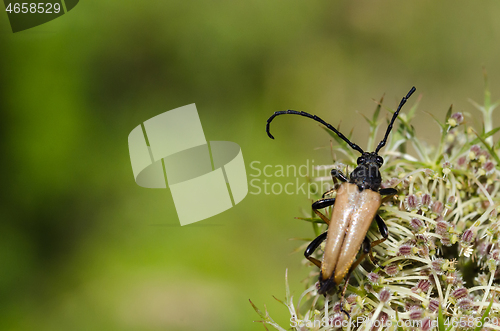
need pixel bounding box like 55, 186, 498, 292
266, 87, 416, 314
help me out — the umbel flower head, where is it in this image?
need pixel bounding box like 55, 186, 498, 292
252, 78, 500, 330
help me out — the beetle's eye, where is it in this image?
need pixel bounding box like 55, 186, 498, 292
376, 156, 384, 165
357, 157, 365, 165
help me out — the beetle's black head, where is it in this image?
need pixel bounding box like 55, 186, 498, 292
350, 152, 382, 191
265, 87, 416, 191
356, 152, 383, 167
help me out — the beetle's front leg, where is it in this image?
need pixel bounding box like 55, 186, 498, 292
380, 188, 397, 204
379, 187, 397, 196
319, 168, 347, 198
331, 169, 348, 183
304, 232, 328, 268
313, 169, 346, 210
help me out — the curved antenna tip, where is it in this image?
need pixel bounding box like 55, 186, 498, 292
374, 86, 416, 153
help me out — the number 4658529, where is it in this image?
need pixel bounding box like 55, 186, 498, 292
5, 2, 61, 14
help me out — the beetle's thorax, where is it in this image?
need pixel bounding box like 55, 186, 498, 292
349, 152, 382, 191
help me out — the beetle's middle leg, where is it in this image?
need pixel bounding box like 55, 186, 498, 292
311, 190, 337, 225
379, 187, 397, 196
304, 232, 328, 268
311, 194, 334, 225
379, 187, 397, 204
371, 214, 389, 246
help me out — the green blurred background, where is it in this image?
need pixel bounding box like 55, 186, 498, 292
1, 1, 500, 330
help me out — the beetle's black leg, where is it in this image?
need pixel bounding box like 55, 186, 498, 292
312, 195, 336, 225
362, 236, 371, 253
312, 198, 335, 210
313, 169, 345, 207
340, 307, 351, 320
304, 232, 328, 268
363, 236, 383, 269
374, 214, 389, 239
331, 169, 348, 183
321, 188, 335, 198
379, 188, 397, 196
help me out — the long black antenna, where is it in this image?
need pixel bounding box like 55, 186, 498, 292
266, 110, 365, 154
375, 86, 416, 153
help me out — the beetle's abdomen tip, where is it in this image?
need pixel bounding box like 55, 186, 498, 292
317, 276, 337, 296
